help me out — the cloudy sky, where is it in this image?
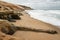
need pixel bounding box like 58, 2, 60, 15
3, 0, 60, 10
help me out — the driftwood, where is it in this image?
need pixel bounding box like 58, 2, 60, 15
0, 21, 57, 35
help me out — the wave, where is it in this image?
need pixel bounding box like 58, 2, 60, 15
26, 10, 60, 27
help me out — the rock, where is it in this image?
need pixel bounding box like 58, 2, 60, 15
18, 5, 33, 10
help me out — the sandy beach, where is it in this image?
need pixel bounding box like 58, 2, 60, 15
0, 1, 60, 40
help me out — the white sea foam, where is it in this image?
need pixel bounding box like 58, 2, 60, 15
26, 10, 60, 27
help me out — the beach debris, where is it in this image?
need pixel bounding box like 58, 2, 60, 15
0, 21, 58, 35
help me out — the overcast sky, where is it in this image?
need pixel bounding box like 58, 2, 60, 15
3, 0, 60, 10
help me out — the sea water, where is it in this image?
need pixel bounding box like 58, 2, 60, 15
26, 10, 60, 27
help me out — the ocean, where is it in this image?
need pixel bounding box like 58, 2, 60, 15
26, 10, 60, 27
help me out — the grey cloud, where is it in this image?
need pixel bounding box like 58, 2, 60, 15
3, 0, 60, 10
51, 0, 60, 2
